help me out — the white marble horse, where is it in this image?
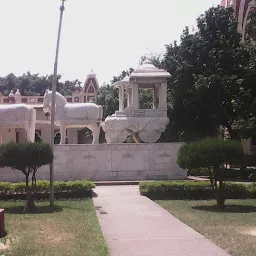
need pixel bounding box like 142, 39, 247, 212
0, 104, 36, 143
43, 90, 103, 144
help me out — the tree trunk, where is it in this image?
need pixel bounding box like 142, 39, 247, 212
215, 189, 226, 210
226, 125, 240, 140
209, 168, 226, 210
24, 174, 37, 213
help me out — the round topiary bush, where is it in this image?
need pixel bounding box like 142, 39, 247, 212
177, 138, 244, 209
0, 142, 53, 213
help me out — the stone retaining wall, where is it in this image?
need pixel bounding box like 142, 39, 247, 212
0, 143, 187, 182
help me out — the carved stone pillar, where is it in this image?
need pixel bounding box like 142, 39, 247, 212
159, 82, 167, 109
132, 83, 139, 109
119, 87, 124, 111
153, 84, 160, 109
127, 88, 132, 107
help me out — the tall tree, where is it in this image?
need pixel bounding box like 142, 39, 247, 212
0, 72, 80, 96
94, 84, 119, 119
163, 6, 256, 141
111, 68, 134, 84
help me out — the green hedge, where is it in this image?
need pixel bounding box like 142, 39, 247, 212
245, 154, 256, 167
187, 168, 209, 176
188, 167, 256, 181
248, 182, 256, 194
139, 181, 256, 200
0, 180, 95, 200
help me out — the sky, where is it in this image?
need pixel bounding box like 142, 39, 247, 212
0, 0, 221, 86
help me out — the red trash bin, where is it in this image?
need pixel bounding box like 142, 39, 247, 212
0, 209, 4, 238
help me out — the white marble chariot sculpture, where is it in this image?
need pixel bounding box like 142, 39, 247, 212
102, 60, 171, 143
0, 90, 36, 143
43, 89, 103, 144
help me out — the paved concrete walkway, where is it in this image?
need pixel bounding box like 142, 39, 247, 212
93, 185, 231, 256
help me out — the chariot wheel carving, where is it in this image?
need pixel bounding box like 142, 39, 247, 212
105, 131, 128, 143
137, 130, 161, 143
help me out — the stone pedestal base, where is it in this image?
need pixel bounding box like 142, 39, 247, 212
102, 116, 169, 143
0, 143, 187, 182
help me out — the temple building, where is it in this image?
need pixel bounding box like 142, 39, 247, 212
221, 0, 256, 34
0, 71, 99, 144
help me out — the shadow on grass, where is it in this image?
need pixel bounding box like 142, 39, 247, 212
193, 205, 256, 213
61, 205, 92, 212
4, 205, 63, 214
95, 205, 108, 215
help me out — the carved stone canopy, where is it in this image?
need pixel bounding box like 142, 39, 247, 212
115, 76, 130, 89
130, 59, 171, 79
114, 60, 171, 111
104, 60, 171, 143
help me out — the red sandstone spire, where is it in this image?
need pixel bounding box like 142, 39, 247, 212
221, 0, 229, 7
221, 0, 255, 32
83, 70, 99, 94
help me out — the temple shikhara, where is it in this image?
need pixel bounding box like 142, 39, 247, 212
221, 0, 256, 33
0, 71, 99, 144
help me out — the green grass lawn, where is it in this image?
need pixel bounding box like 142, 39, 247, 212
157, 199, 256, 256
0, 199, 109, 256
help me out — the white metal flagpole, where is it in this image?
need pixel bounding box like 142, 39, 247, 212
50, 0, 66, 207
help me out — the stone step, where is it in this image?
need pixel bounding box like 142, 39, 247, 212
94, 179, 195, 186
95, 181, 144, 186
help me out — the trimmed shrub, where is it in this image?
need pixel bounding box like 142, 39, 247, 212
32, 180, 51, 193
0, 142, 53, 212
12, 182, 27, 194
245, 154, 256, 167
248, 183, 256, 198
187, 168, 209, 176
249, 171, 256, 182
187, 167, 255, 181
0, 182, 13, 196
139, 181, 253, 200
177, 138, 244, 209
54, 180, 96, 193
223, 168, 253, 180
177, 139, 244, 170
0, 180, 95, 200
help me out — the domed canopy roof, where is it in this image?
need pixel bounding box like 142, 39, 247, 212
114, 76, 130, 88
130, 59, 171, 78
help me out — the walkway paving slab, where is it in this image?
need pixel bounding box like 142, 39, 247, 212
93, 185, 231, 256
